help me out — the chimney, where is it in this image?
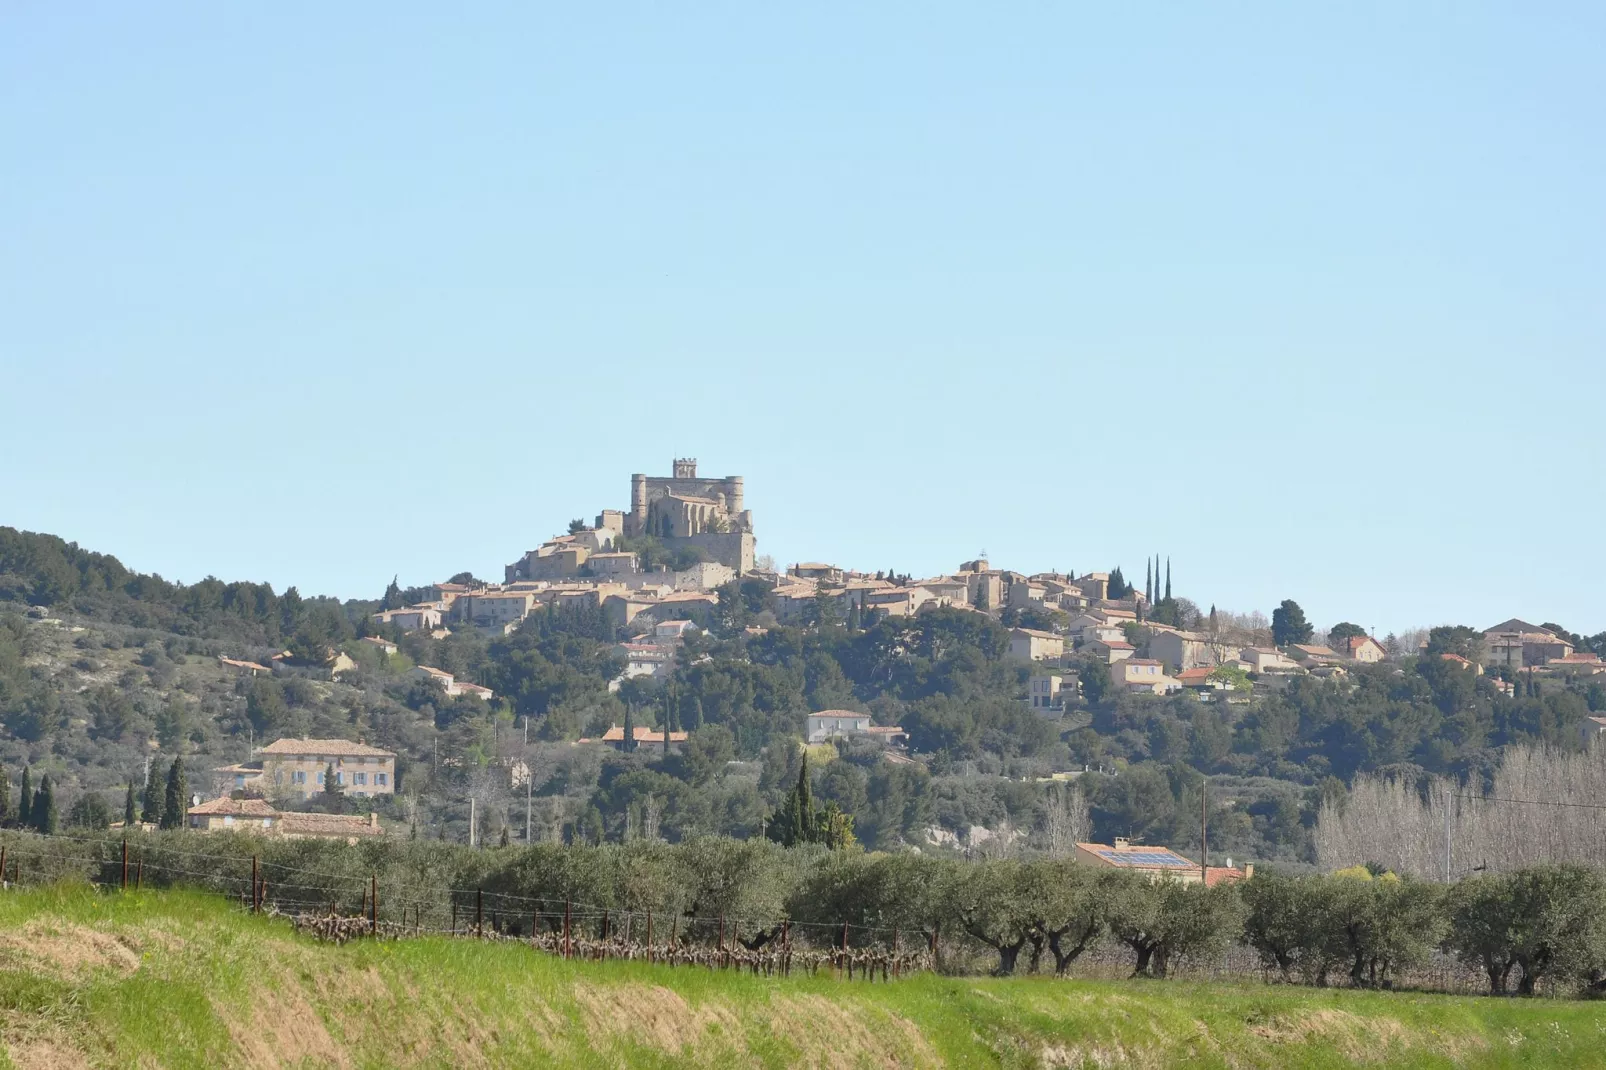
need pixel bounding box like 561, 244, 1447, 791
1113, 837, 1130, 850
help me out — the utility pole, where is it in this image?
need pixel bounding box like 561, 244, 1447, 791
469, 797, 477, 849
1444, 789, 1452, 883
524, 715, 529, 747
525, 775, 532, 844
1200, 781, 1208, 884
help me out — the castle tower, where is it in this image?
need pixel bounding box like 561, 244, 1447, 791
722, 476, 744, 515
630, 473, 648, 532
673, 457, 698, 479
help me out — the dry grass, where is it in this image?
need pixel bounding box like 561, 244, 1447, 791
0, 887, 1600, 1068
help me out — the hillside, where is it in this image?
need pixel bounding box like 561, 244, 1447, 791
0, 887, 1600, 1069
5, 523, 1606, 869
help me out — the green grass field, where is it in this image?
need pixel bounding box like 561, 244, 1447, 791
0, 886, 1600, 1068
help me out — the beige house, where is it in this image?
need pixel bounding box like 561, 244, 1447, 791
187, 796, 279, 832
186, 797, 385, 842
1240, 647, 1299, 673
1028, 673, 1066, 712
1146, 630, 1215, 672
256, 738, 398, 800
586, 551, 640, 578
450, 591, 536, 629
1340, 635, 1386, 663
1110, 658, 1182, 695
1483, 619, 1572, 668
1085, 639, 1136, 664
1008, 628, 1065, 662
371, 605, 443, 632
1288, 644, 1341, 668
409, 665, 494, 701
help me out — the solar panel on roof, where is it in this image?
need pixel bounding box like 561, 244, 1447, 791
1096, 849, 1192, 866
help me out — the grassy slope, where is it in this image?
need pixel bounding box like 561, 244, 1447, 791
0, 888, 1599, 1069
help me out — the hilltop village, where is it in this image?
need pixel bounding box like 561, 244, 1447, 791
1, 459, 1603, 865
369, 458, 1603, 724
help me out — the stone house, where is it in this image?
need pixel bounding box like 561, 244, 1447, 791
251, 738, 398, 801
1341, 635, 1386, 663
1146, 630, 1215, 672
1085, 639, 1136, 664
1110, 658, 1182, 695
1008, 628, 1065, 662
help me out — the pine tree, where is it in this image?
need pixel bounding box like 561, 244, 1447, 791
18, 767, 32, 829
141, 761, 162, 824
1164, 558, 1172, 602
123, 782, 137, 827
0, 764, 9, 828
159, 758, 186, 831
33, 774, 57, 834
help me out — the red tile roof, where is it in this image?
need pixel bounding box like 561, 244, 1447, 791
188, 797, 278, 817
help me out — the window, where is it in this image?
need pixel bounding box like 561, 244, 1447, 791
336, 772, 345, 785
377, 773, 388, 786
355, 772, 366, 786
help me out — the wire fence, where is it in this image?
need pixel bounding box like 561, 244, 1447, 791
0, 828, 932, 981
0, 827, 1512, 994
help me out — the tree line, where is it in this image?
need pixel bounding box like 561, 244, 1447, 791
8, 826, 1606, 997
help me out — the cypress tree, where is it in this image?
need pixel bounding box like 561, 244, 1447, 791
160, 758, 186, 831
33, 774, 57, 834
141, 761, 162, 824
791, 753, 813, 846
1164, 558, 1172, 602
123, 782, 137, 827
0, 763, 9, 828
18, 767, 32, 829
622, 704, 635, 753
1144, 560, 1152, 603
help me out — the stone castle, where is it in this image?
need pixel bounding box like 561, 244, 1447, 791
506, 459, 756, 582
619, 458, 755, 573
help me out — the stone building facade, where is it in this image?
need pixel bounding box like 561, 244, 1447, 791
623, 458, 756, 572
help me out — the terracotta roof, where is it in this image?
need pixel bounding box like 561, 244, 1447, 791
1095, 640, 1135, 650
189, 797, 278, 817
809, 710, 869, 719
589, 725, 689, 744
862, 726, 906, 735
1205, 866, 1250, 887
275, 812, 385, 838
1176, 668, 1215, 683
1011, 628, 1063, 641
257, 738, 396, 758
1124, 658, 1163, 666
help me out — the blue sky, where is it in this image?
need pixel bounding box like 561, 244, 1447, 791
3, 4, 1602, 636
